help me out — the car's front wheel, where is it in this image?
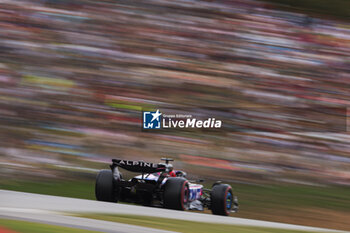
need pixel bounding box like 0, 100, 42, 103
210, 184, 234, 216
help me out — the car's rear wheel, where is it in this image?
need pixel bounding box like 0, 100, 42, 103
95, 169, 117, 202
210, 184, 233, 216
163, 178, 189, 210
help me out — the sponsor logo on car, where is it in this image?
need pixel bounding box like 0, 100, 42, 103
116, 160, 158, 168
189, 186, 203, 201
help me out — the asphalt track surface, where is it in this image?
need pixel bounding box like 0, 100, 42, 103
0, 190, 348, 233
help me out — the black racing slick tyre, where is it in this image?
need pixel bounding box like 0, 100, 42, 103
211, 184, 233, 216
95, 169, 116, 202
163, 178, 189, 210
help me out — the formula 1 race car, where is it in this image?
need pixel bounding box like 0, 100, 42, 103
95, 158, 238, 216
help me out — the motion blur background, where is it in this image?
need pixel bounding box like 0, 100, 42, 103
0, 0, 350, 231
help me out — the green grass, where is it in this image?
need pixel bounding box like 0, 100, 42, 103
232, 183, 350, 212
0, 179, 95, 200
0, 219, 100, 233
1, 179, 350, 213
1, 178, 350, 229
79, 214, 326, 233
2, 178, 350, 212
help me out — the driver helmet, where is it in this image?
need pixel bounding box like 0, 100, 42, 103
167, 164, 174, 171
167, 164, 176, 177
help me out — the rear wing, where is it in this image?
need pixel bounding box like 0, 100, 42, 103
111, 159, 166, 173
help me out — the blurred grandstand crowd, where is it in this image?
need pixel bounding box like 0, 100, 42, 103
0, 0, 349, 185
